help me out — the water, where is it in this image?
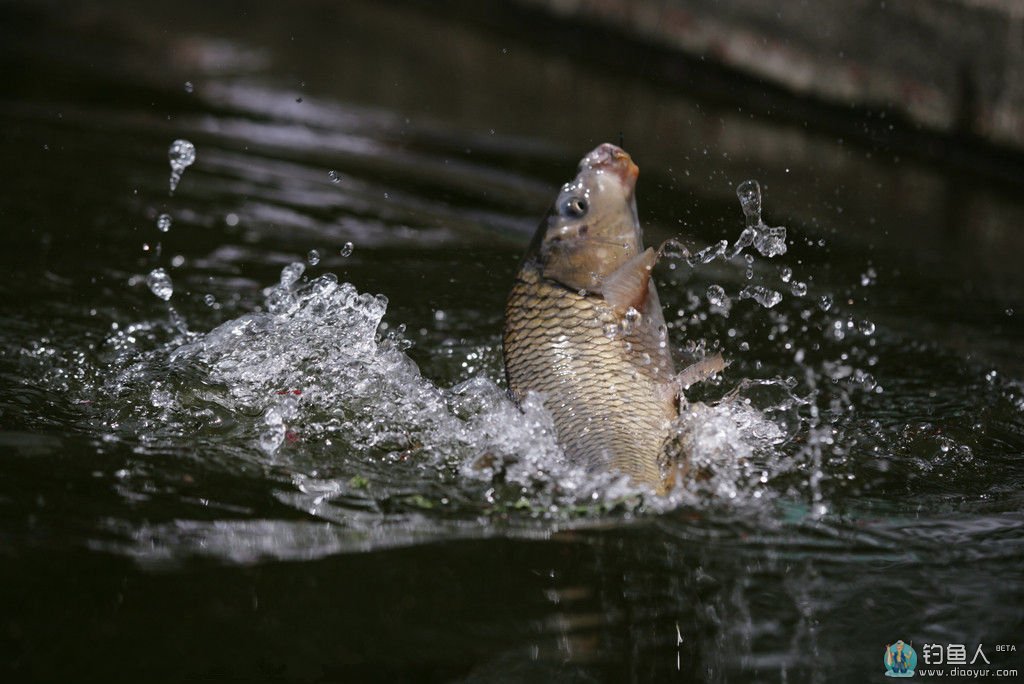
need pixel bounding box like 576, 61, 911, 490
167, 138, 197, 194
2, 1, 1023, 681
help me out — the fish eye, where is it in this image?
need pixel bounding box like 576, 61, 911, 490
561, 196, 588, 218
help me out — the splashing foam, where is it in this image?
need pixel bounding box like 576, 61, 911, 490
160, 263, 787, 514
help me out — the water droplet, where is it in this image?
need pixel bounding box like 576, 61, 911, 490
307, 249, 320, 265
739, 341, 750, 351
620, 307, 642, 335
168, 139, 196, 194
736, 179, 762, 225
603, 323, 619, 339
184, 81, 194, 94
146, 268, 173, 301
280, 262, 305, 287
706, 284, 728, 307
1006, 307, 1015, 317
340, 241, 354, 257
753, 226, 787, 257
791, 281, 808, 296
328, 170, 341, 184
171, 254, 185, 268
858, 319, 876, 335
156, 213, 172, 232
739, 285, 782, 308
818, 295, 833, 312
204, 294, 217, 306
659, 238, 690, 261
686, 240, 728, 267
780, 266, 792, 283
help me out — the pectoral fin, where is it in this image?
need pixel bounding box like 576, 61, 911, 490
600, 247, 658, 314
676, 352, 728, 390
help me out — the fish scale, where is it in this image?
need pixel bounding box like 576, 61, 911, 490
504, 267, 676, 485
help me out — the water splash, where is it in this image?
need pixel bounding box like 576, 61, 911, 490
739, 284, 782, 309
735, 180, 788, 258
168, 139, 196, 194
146, 267, 174, 301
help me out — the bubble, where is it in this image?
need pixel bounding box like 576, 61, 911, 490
146, 268, 173, 301
168, 139, 196, 194
280, 262, 305, 287
156, 213, 172, 233
340, 241, 354, 257
307, 249, 320, 266
818, 295, 833, 312
328, 170, 341, 184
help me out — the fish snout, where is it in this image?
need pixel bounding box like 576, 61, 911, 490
581, 143, 639, 186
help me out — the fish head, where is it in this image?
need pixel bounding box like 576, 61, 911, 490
527, 143, 643, 292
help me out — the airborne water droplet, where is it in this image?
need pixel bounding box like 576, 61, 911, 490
706, 284, 727, 307
340, 241, 354, 257
790, 280, 808, 297
307, 249, 320, 265
328, 170, 341, 184
819, 295, 833, 311
780, 266, 792, 283
168, 139, 196, 194
156, 213, 172, 233
146, 267, 174, 301
858, 319, 876, 335
739, 284, 782, 308
736, 179, 762, 226
184, 81, 194, 94
280, 262, 305, 287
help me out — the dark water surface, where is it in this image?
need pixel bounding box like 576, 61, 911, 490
2, 1, 1023, 681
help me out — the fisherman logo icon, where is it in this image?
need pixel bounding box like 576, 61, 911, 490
883, 640, 917, 677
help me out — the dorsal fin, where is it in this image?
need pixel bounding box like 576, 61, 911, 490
600, 247, 657, 314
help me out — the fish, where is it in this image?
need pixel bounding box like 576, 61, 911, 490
503, 143, 724, 491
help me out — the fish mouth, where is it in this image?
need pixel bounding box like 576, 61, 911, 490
580, 143, 639, 188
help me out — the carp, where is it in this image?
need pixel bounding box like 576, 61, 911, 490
502, 143, 722, 491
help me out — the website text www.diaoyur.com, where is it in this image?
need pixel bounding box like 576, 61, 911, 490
916, 668, 1019, 678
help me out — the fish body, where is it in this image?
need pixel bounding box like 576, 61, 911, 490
503, 143, 678, 487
